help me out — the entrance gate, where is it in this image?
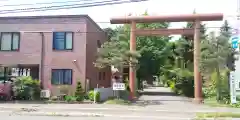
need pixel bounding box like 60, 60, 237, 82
110, 13, 223, 103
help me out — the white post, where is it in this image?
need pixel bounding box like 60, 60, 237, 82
230, 71, 237, 104
94, 84, 99, 104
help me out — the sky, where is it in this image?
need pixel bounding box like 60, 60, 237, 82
0, 0, 238, 33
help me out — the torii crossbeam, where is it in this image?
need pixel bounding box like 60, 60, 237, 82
110, 13, 223, 103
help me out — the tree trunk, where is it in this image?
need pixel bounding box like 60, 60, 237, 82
216, 67, 221, 101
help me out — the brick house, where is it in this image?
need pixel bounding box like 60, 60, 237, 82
0, 15, 111, 95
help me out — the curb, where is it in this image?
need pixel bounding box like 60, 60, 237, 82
0, 111, 104, 117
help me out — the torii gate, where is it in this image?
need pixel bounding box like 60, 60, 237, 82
110, 13, 223, 103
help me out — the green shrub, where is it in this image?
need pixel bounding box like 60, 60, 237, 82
160, 75, 168, 85
123, 78, 130, 91
220, 70, 230, 104
76, 96, 84, 101
166, 79, 172, 87
204, 70, 230, 103
84, 94, 89, 100
169, 81, 178, 93
64, 95, 76, 102
167, 69, 194, 97
75, 81, 84, 101
12, 76, 41, 100
203, 72, 217, 98
177, 79, 194, 97
88, 90, 100, 102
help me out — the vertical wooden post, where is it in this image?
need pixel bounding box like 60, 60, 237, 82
129, 21, 136, 100
193, 20, 203, 103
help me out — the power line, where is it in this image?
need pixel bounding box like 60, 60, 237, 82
0, 0, 94, 7
0, 0, 129, 12
0, 0, 148, 14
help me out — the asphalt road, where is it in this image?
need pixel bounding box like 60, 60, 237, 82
0, 87, 239, 120
0, 113, 195, 120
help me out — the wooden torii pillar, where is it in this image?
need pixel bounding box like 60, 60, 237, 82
110, 13, 223, 103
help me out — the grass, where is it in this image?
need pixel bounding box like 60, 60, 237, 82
204, 97, 230, 107
104, 98, 131, 105
195, 112, 240, 119
204, 97, 240, 108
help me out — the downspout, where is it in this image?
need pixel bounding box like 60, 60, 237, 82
40, 32, 45, 89
85, 32, 87, 92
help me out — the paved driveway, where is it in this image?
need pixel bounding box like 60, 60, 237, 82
136, 87, 240, 113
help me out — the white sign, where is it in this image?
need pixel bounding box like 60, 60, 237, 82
230, 71, 237, 104
113, 83, 125, 90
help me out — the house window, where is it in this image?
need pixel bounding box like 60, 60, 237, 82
0, 32, 20, 51
102, 72, 105, 80
53, 32, 73, 50
98, 72, 102, 80
51, 69, 72, 85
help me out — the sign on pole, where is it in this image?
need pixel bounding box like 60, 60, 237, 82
230, 71, 237, 104
113, 83, 126, 91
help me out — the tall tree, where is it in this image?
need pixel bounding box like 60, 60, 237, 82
169, 13, 207, 81
200, 30, 232, 101
220, 20, 235, 101
136, 11, 171, 84
94, 30, 140, 69
160, 10, 208, 97
220, 20, 231, 38
96, 11, 172, 87
221, 20, 235, 71
103, 27, 117, 41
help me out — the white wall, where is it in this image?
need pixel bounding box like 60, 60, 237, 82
94, 87, 114, 101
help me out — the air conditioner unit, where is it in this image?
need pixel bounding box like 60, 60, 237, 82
40, 90, 50, 98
